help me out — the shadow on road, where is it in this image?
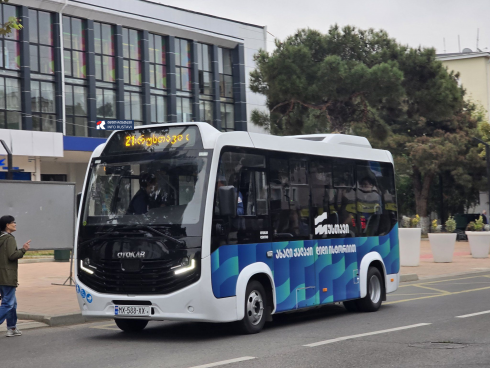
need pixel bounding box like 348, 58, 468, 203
87, 303, 380, 343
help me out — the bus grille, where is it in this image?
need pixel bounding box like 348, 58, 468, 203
78, 259, 200, 295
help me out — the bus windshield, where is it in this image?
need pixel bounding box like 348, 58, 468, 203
82, 152, 208, 227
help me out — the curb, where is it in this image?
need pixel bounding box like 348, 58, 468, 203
400, 274, 419, 282
17, 312, 97, 327
19, 258, 56, 264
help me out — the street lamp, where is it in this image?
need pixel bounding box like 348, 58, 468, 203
473, 137, 490, 218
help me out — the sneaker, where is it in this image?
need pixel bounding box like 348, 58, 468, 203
6, 328, 22, 337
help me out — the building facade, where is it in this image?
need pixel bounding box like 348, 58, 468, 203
437, 51, 490, 214
437, 51, 490, 122
0, 0, 268, 191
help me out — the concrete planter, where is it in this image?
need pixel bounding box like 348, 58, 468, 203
465, 231, 490, 258
428, 233, 456, 263
399, 228, 421, 266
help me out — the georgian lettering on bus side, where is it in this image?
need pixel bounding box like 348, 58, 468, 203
276, 244, 357, 259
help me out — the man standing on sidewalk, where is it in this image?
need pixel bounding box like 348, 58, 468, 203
0, 215, 30, 337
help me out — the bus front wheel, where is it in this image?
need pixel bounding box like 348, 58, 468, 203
114, 319, 148, 332
357, 267, 383, 312
237, 280, 267, 334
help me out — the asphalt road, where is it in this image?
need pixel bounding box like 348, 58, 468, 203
3, 272, 490, 368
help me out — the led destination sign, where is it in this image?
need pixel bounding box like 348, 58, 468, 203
102, 126, 200, 156
125, 132, 192, 148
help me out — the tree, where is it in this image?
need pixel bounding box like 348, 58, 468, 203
250, 26, 405, 138
0, 0, 22, 36
250, 26, 485, 233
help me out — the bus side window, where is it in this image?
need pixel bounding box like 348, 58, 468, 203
238, 170, 268, 217
310, 159, 336, 239
332, 159, 356, 237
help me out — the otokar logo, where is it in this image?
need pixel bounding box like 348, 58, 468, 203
96, 121, 106, 130
117, 251, 146, 259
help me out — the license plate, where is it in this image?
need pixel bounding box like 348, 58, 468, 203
114, 305, 151, 316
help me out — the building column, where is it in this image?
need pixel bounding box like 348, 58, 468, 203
191, 41, 200, 121
232, 44, 247, 131
31, 157, 41, 181
86, 20, 97, 136
115, 25, 125, 119
167, 36, 177, 123
141, 30, 151, 124
20, 6, 32, 131
53, 13, 64, 133
212, 45, 221, 131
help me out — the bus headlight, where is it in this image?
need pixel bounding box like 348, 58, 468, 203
174, 259, 196, 275
80, 258, 96, 275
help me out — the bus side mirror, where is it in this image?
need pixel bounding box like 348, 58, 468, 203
76, 192, 82, 216
219, 186, 237, 217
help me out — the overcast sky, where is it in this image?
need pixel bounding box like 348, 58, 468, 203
154, 0, 489, 54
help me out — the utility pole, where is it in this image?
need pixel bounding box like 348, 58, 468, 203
473, 137, 490, 217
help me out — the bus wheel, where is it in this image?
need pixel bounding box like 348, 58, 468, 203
114, 319, 148, 332
343, 300, 359, 312
237, 280, 267, 334
357, 267, 383, 312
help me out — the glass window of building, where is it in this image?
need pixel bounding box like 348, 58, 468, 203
31, 80, 56, 132
29, 9, 54, 75
197, 43, 213, 125
124, 91, 142, 126
175, 38, 191, 91
218, 48, 233, 99
122, 28, 141, 86
65, 85, 87, 136
0, 77, 21, 129
95, 88, 116, 137
148, 34, 166, 89
176, 97, 192, 122
63, 16, 86, 79
94, 22, 115, 83
150, 94, 166, 123
0, 5, 20, 70
220, 103, 234, 131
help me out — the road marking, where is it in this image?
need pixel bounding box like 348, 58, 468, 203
389, 292, 440, 296
398, 275, 490, 288
303, 323, 431, 347
188, 357, 256, 368
413, 285, 450, 294
386, 285, 490, 305
456, 310, 490, 318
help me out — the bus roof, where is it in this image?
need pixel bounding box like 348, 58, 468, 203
92, 122, 393, 164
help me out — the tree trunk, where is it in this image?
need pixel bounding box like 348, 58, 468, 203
412, 167, 434, 235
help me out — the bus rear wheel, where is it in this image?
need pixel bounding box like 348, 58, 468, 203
114, 319, 148, 332
357, 267, 383, 312
237, 280, 267, 334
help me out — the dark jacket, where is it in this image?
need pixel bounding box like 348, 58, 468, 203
0, 232, 26, 287
127, 189, 149, 215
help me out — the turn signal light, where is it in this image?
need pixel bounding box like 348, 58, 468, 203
322, 288, 328, 292
391, 278, 394, 282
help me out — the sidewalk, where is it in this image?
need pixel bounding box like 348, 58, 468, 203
401, 240, 490, 278
3, 240, 490, 331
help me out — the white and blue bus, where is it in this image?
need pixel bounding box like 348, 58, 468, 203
75, 122, 400, 334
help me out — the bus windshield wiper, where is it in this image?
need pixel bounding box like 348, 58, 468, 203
126, 225, 186, 248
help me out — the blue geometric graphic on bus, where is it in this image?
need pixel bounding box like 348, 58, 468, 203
211, 242, 273, 298
211, 224, 399, 313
